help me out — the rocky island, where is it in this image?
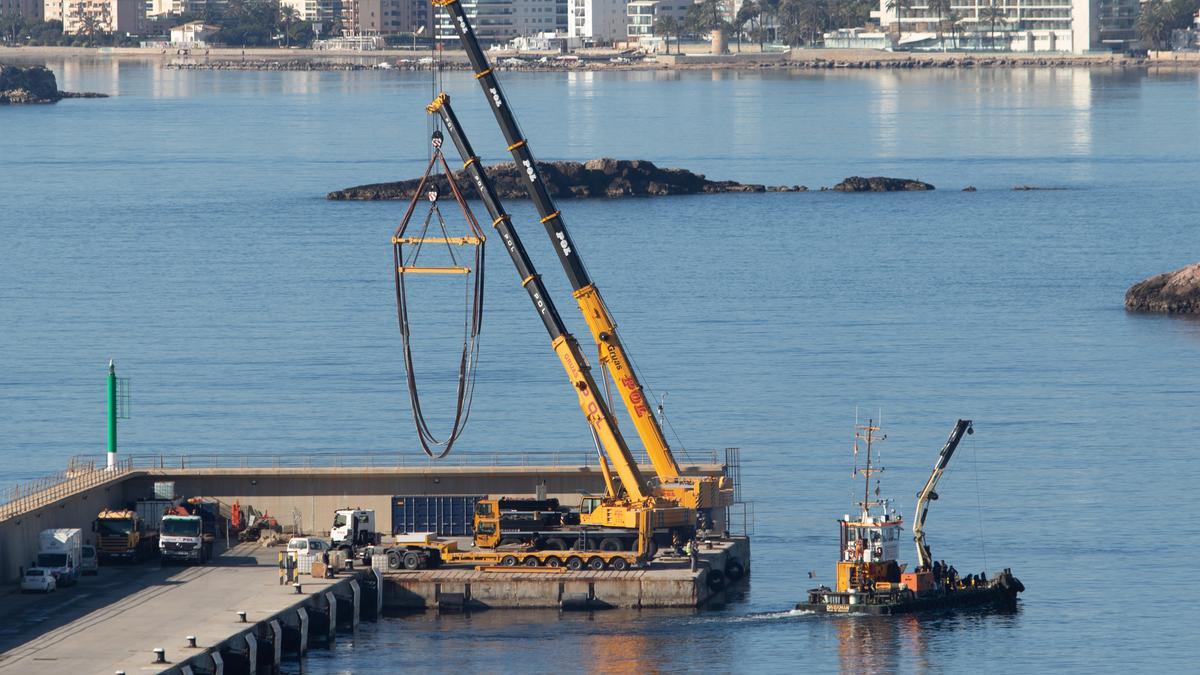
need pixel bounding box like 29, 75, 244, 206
832, 176, 935, 192
1125, 263, 1200, 315
0, 65, 107, 104
328, 158, 805, 200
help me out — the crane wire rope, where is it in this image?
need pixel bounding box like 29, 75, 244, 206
971, 432, 989, 574
393, 139, 486, 459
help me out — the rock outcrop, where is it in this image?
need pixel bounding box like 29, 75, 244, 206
328, 158, 805, 200
0, 65, 107, 104
0, 65, 62, 104
1125, 263, 1200, 314
832, 176, 935, 192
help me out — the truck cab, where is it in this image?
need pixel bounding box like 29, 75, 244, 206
93, 509, 157, 562
331, 509, 376, 551
160, 515, 211, 564
36, 528, 82, 586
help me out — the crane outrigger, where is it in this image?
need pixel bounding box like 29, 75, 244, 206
431, 0, 731, 520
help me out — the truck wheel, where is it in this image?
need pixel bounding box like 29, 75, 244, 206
599, 538, 623, 552
587, 556, 606, 571
500, 555, 519, 567
522, 556, 540, 567
544, 537, 568, 551
403, 552, 422, 570
566, 556, 584, 571
387, 551, 402, 570
544, 556, 562, 568
609, 556, 629, 571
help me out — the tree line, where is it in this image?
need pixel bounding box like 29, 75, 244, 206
0, 1, 323, 48
652, 0, 877, 53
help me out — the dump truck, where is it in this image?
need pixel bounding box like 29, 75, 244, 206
93, 509, 158, 562
160, 514, 212, 564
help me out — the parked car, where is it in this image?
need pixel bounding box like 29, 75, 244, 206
21, 568, 56, 594
80, 545, 99, 575
286, 537, 329, 557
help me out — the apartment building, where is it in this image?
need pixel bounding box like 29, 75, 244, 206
434, 0, 561, 43
50, 0, 142, 34
626, 0, 689, 39
2, 0, 43, 21
567, 0, 627, 42
873, 0, 1140, 53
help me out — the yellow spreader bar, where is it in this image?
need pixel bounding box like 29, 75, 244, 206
393, 236, 483, 246
398, 266, 472, 275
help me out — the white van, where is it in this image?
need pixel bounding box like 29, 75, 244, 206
81, 545, 99, 575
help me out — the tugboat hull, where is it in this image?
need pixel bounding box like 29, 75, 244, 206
797, 570, 1023, 615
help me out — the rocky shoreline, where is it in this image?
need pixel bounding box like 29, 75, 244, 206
329, 158, 807, 201
0, 64, 107, 104
1125, 263, 1200, 315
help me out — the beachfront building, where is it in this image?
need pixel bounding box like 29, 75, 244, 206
434, 0, 561, 44
169, 19, 217, 44
3, 0, 43, 21
871, 0, 1140, 53
567, 0, 628, 43
54, 0, 143, 34
278, 0, 340, 25
625, 0, 689, 38
145, 0, 204, 17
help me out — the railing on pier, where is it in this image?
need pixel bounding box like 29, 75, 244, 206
122, 448, 725, 471
0, 457, 134, 522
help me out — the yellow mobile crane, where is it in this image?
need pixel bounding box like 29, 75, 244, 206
432, 0, 732, 518
426, 95, 694, 548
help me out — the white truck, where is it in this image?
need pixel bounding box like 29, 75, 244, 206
36, 528, 82, 586
159, 515, 212, 564
331, 508, 377, 552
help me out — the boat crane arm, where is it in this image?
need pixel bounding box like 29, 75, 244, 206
433, 0, 684, 482
427, 93, 651, 503
913, 419, 973, 571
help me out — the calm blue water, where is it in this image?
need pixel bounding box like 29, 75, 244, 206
2, 57, 1200, 671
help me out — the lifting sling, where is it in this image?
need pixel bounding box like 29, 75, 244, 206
392, 132, 486, 459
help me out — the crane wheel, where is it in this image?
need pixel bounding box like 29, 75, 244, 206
501, 555, 519, 566
725, 559, 745, 581
609, 556, 629, 571
544, 556, 563, 568
544, 538, 568, 551
403, 552, 422, 570
522, 556, 540, 567
566, 556, 584, 571
587, 556, 606, 571
598, 538, 623, 552
706, 569, 726, 592
386, 551, 403, 570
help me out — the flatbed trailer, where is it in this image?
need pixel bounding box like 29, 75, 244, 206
371, 539, 644, 572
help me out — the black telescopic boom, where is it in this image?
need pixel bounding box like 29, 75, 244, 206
435, 0, 592, 291
427, 93, 568, 341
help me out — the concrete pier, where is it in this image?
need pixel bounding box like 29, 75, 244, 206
0, 544, 364, 675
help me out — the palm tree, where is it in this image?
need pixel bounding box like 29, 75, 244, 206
735, 2, 760, 53
928, 0, 951, 50
278, 5, 299, 47
653, 15, 681, 54
978, 1, 1007, 50
945, 9, 962, 50
1136, 0, 1173, 50
885, 0, 912, 48
795, 0, 831, 46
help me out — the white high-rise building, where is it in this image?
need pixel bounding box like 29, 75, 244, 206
435, 0, 561, 44
567, 0, 628, 42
